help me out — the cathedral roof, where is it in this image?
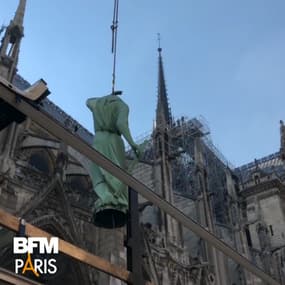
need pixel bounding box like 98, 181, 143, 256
235, 152, 285, 183
13, 74, 94, 146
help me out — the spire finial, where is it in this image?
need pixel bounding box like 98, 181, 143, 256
156, 34, 172, 126
157, 33, 162, 53
13, 0, 26, 27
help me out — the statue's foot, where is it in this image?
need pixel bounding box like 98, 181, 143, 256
92, 207, 127, 228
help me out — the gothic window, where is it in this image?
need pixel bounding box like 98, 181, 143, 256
7, 43, 13, 56
245, 227, 252, 247
67, 175, 92, 193
269, 225, 274, 236
254, 174, 260, 185
176, 278, 182, 285
231, 206, 237, 226
162, 238, 165, 248
256, 223, 269, 250
158, 138, 162, 155
198, 174, 203, 192
29, 150, 53, 175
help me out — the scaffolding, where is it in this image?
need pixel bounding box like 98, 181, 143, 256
128, 115, 235, 223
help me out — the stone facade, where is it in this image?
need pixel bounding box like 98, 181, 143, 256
236, 154, 285, 284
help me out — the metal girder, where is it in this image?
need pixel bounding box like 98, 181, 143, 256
126, 188, 144, 285
0, 82, 280, 285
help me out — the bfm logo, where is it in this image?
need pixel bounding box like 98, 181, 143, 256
13, 237, 59, 277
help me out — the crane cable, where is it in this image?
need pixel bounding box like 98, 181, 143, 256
111, 0, 119, 95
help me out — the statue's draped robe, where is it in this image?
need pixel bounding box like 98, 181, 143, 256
86, 95, 129, 214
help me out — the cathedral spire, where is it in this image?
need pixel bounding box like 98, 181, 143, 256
0, 0, 26, 82
14, 0, 27, 27
156, 34, 172, 127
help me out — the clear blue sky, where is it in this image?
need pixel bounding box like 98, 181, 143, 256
1, 0, 285, 167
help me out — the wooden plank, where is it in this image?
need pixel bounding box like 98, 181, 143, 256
0, 267, 43, 285
0, 82, 280, 285
0, 77, 49, 102
0, 209, 132, 283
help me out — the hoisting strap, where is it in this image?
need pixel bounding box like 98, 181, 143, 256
111, 0, 119, 94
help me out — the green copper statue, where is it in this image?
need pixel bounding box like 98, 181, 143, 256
86, 93, 140, 228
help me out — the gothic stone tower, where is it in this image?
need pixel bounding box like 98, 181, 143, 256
0, 0, 26, 81
153, 46, 182, 247
146, 45, 202, 285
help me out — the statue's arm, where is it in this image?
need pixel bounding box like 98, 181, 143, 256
116, 103, 140, 157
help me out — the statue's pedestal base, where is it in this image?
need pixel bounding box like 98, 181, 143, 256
93, 208, 127, 228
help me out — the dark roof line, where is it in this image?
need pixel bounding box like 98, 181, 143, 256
235, 152, 280, 172
13, 74, 93, 145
